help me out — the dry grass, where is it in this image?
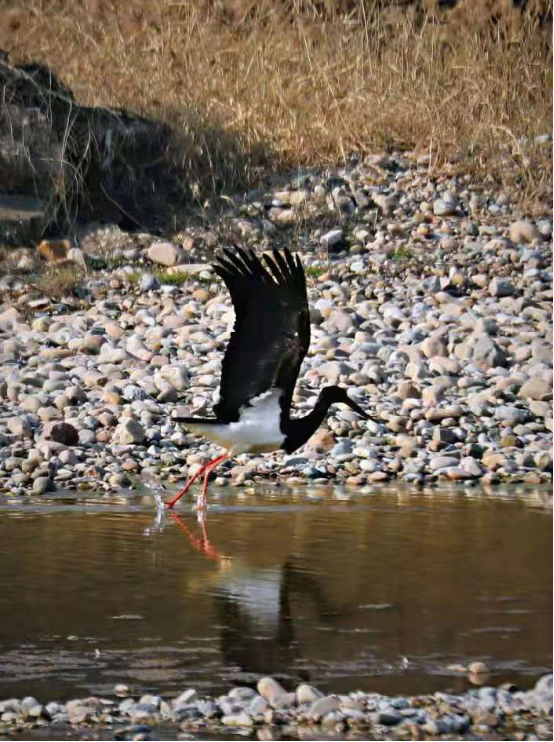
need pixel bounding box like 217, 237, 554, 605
1, 1, 552, 206
28, 265, 84, 298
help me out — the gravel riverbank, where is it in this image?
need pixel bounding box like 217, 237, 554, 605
0, 151, 552, 499
0, 674, 552, 741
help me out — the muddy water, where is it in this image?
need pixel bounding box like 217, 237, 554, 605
0, 484, 551, 702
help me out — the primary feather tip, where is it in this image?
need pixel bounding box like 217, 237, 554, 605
213, 246, 305, 289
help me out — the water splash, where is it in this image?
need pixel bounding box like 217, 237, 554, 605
143, 487, 167, 536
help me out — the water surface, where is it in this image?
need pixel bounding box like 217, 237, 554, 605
0, 484, 551, 702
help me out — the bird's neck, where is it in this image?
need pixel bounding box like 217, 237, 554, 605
282, 392, 334, 454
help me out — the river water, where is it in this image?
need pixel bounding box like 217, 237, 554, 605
0, 484, 551, 703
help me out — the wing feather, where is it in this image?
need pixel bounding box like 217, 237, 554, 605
211, 247, 310, 423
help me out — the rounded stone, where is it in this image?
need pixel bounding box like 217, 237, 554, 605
257, 677, 286, 703
112, 419, 146, 445
434, 198, 456, 216
221, 711, 254, 726
33, 476, 55, 494
509, 220, 540, 243
296, 684, 324, 704
147, 241, 184, 267
43, 422, 79, 446
307, 695, 341, 721
469, 661, 490, 675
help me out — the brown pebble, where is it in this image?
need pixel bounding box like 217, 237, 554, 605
104, 391, 122, 405
193, 288, 210, 302
474, 712, 500, 727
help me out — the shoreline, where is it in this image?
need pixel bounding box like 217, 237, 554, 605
0, 673, 552, 741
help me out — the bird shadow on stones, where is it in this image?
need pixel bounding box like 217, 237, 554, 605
0, 51, 273, 242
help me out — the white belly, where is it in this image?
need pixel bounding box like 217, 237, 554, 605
183, 389, 285, 455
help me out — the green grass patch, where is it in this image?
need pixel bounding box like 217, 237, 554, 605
305, 265, 327, 279
125, 271, 141, 284
154, 270, 191, 286
388, 247, 412, 262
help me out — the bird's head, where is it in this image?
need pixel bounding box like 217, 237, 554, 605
320, 385, 370, 419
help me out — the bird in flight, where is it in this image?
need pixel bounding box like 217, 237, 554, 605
165, 247, 370, 511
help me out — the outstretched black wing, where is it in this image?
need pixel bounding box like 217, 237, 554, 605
212, 247, 310, 423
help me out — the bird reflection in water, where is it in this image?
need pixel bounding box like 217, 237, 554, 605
146, 498, 315, 678
170, 511, 230, 563
160, 505, 359, 684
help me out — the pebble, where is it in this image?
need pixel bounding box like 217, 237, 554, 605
434, 198, 457, 216
320, 229, 344, 250
509, 220, 540, 243
32, 476, 54, 494
140, 273, 161, 292
489, 276, 515, 297
43, 421, 79, 446
257, 676, 287, 703
519, 376, 551, 400
296, 684, 324, 704
147, 241, 184, 267
112, 419, 146, 445
468, 661, 491, 675
307, 695, 341, 721
222, 710, 254, 726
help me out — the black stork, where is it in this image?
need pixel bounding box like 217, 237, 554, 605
165, 246, 370, 511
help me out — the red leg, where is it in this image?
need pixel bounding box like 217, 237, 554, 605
165, 453, 229, 510
165, 459, 212, 509
197, 453, 230, 510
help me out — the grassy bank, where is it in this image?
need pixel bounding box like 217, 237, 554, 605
1, 1, 552, 207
